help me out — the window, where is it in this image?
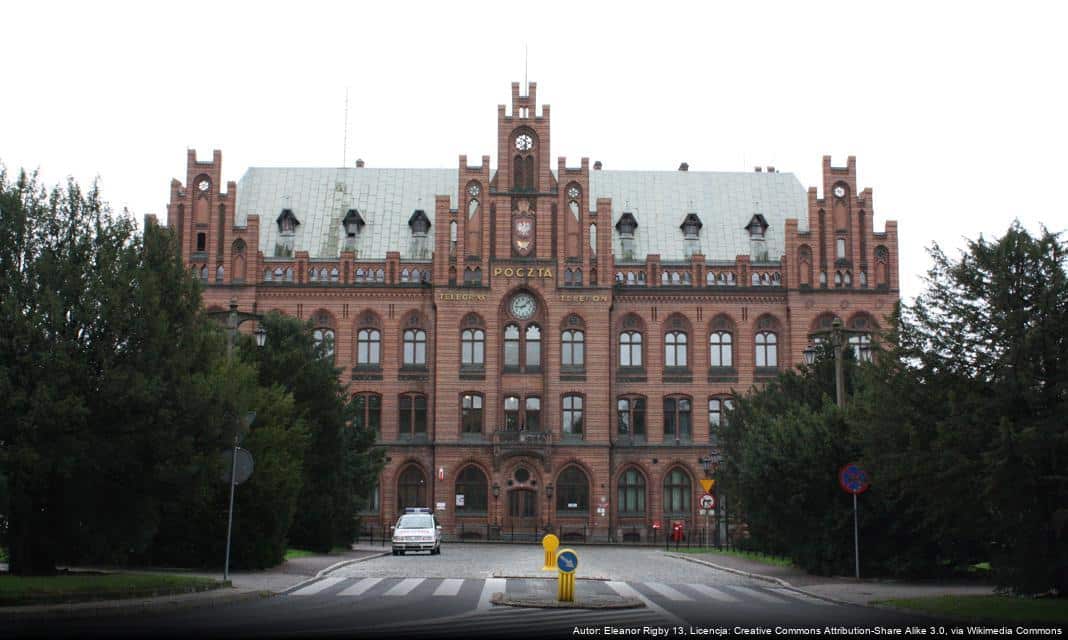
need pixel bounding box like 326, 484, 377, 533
504, 324, 520, 368
357, 329, 381, 366
665, 331, 688, 367
709, 331, 733, 368
837, 237, 846, 259
313, 328, 335, 361
849, 333, 873, 362
196, 233, 206, 252
562, 395, 584, 437
399, 394, 427, 436
562, 330, 585, 367
755, 331, 778, 368
556, 466, 589, 513
361, 481, 379, 514
503, 395, 520, 430
461, 329, 485, 367
461, 394, 483, 434
455, 466, 488, 514
617, 468, 646, 515
663, 396, 692, 441
403, 329, 427, 366
525, 397, 541, 431
619, 331, 642, 367
397, 466, 427, 511
663, 468, 691, 514
351, 393, 381, 433
617, 396, 646, 437
708, 397, 734, 444
525, 325, 541, 369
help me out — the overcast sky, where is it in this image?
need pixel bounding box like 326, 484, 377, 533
3, 1, 1065, 301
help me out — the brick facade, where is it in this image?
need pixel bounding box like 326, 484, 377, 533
164, 82, 899, 542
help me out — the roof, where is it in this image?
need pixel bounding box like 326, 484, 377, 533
235, 167, 808, 261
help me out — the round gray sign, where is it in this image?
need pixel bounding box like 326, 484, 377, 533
220, 447, 254, 485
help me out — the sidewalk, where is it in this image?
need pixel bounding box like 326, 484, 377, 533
0, 548, 389, 620
666, 550, 995, 607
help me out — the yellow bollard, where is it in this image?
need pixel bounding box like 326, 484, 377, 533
541, 534, 559, 571
556, 548, 578, 603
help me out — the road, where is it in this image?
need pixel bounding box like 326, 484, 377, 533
8, 544, 952, 639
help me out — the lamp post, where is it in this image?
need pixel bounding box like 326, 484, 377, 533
701, 449, 722, 549
805, 317, 851, 408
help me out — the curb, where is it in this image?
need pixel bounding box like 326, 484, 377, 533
281, 551, 391, 594
0, 586, 269, 621
491, 591, 645, 610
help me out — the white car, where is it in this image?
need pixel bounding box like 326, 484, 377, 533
391, 508, 442, 555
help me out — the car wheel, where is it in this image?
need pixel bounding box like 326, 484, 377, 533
398, 550, 405, 556
392, 550, 399, 556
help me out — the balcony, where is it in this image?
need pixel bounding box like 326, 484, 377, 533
491, 428, 552, 470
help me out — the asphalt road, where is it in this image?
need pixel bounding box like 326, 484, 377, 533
7, 544, 954, 639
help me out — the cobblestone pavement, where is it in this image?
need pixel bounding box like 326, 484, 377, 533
332, 543, 766, 586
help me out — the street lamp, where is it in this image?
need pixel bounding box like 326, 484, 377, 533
206, 297, 266, 356
254, 326, 267, 348
806, 317, 851, 408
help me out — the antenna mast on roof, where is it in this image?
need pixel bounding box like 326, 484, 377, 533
524, 43, 528, 92
342, 86, 350, 167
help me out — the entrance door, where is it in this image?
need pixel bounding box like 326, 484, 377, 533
506, 488, 539, 533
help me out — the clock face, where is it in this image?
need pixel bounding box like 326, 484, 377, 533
467, 183, 481, 198
510, 293, 536, 320
567, 186, 580, 200
197, 179, 210, 192
515, 134, 533, 151
833, 185, 846, 198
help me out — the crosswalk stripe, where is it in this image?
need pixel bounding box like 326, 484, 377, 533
767, 587, 833, 606
687, 583, 741, 602
384, 577, 425, 596
732, 585, 795, 604
645, 582, 694, 601
478, 578, 506, 610
433, 578, 464, 596
607, 581, 687, 627
289, 576, 345, 595
337, 577, 382, 596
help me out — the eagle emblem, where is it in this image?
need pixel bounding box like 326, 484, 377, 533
513, 214, 534, 256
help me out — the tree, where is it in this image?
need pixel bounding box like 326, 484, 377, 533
248, 313, 382, 552
0, 168, 239, 574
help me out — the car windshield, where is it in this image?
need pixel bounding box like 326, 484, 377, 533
398, 515, 434, 529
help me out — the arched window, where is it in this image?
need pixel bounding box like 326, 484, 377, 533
309, 268, 318, 282
849, 333, 873, 362
755, 331, 778, 368
503, 395, 520, 430
665, 331, 688, 368
619, 331, 642, 367
617, 468, 646, 515
617, 396, 646, 438
525, 397, 541, 431
264, 268, 272, 282
709, 331, 733, 368
562, 330, 585, 368
461, 329, 485, 367
449, 220, 457, 256
397, 466, 427, 510
708, 397, 734, 445
663, 396, 692, 441
285, 267, 294, 282
562, 395, 584, 437
663, 468, 691, 515
751, 272, 761, 286
350, 392, 381, 433
399, 393, 427, 436
503, 324, 520, 368
461, 393, 483, 434
215, 265, 224, 282
357, 328, 381, 366
403, 329, 427, 366
525, 325, 541, 369
313, 328, 335, 362
556, 466, 589, 513
455, 466, 488, 514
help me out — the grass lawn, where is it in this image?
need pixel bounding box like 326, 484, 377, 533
675, 547, 794, 568
284, 546, 352, 561
881, 595, 1068, 624
0, 573, 226, 606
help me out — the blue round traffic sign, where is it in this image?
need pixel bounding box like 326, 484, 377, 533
838, 463, 870, 495
556, 549, 578, 573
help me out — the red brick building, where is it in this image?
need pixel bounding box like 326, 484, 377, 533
163, 82, 899, 541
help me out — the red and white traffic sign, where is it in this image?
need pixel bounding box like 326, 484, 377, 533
700, 493, 715, 510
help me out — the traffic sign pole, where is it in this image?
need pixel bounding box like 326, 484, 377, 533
853, 493, 860, 580
224, 438, 238, 582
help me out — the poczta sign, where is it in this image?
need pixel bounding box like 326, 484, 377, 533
493, 266, 553, 279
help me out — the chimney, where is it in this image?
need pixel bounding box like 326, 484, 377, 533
355, 159, 365, 168
767, 166, 775, 173
678, 162, 689, 172
754, 167, 763, 172
593, 161, 602, 170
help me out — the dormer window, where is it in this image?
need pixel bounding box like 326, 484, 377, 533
745, 214, 768, 239
277, 209, 300, 235
680, 213, 702, 258
343, 209, 365, 238
408, 209, 432, 259
615, 212, 638, 261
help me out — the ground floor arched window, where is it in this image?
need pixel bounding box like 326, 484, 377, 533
455, 466, 488, 514
663, 467, 691, 515
556, 466, 589, 514
397, 466, 427, 511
